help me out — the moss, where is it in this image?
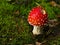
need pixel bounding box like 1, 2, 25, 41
0, 0, 60, 45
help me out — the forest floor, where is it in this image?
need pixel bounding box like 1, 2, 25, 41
25, 23, 60, 45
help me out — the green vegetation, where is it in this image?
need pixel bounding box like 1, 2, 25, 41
0, 0, 60, 45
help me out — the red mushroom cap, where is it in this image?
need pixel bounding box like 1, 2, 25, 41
28, 6, 48, 26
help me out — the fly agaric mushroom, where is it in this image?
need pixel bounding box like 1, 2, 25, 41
28, 6, 48, 35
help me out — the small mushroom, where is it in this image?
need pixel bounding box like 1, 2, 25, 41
28, 6, 48, 35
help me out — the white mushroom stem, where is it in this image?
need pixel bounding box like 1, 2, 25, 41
32, 26, 43, 35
